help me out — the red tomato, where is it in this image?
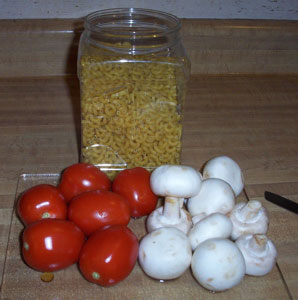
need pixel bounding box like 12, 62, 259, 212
68, 190, 131, 236
17, 184, 67, 225
58, 163, 111, 202
79, 225, 139, 286
112, 167, 158, 217
22, 219, 85, 272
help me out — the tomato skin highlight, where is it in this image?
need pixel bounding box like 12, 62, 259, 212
22, 219, 85, 272
79, 225, 139, 286
58, 163, 111, 202
112, 167, 158, 218
17, 184, 67, 225
68, 190, 131, 236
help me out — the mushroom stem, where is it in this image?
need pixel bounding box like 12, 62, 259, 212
178, 197, 185, 208
163, 197, 181, 220
248, 234, 268, 254
239, 200, 262, 221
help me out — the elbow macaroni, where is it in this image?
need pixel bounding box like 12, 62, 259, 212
79, 54, 186, 172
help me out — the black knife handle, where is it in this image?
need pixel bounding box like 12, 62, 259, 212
264, 191, 298, 214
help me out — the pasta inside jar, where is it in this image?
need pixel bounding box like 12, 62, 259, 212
79, 54, 186, 172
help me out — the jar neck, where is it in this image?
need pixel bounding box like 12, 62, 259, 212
84, 8, 182, 55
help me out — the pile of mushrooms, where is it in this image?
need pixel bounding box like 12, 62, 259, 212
138, 156, 277, 292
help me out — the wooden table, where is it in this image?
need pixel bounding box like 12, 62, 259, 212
0, 19, 298, 300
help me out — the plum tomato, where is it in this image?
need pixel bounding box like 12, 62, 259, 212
58, 163, 111, 203
79, 225, 139, 286
17, 184, 67, 225
22, 219, 85, 272
68, 190, 131, 236
112, 167, 158, 218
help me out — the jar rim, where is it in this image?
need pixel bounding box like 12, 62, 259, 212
85, 8, 181, 37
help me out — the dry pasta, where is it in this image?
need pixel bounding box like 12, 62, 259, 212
79, 54, 186, 172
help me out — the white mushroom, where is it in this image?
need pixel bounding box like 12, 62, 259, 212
147, 165, 202, 234
191, 213, 207, 225
146, 203, 192, 234
229, 200, 269, 240
191, 238, 246, 292
187, 178, 235, 217
235, 234, 278, 276
188, 213, 233, 251
203, 156, 244, 197
138, 227, 192, 280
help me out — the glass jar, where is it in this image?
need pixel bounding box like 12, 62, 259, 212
77, 8, 190, 176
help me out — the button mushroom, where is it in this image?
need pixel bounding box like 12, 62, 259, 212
191, 238, 246, 292
138, 227, 192, 280
229, 200, 269, 240
235, 234, 278, 276
147, 165, 202, 234
187, 178, 235, 217
188, 213, 233, 251
203, 156, 244, 197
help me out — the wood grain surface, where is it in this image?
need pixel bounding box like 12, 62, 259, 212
0, 18, 298, 299
0, 19, 297, 77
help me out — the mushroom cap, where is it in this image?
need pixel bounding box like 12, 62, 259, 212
150, 165, 202, 198
229, 200, 269, 240
146, 206, 192, 234
191, 213, 207, 225
187, 178, 235, 217
139, 227, 192, 280
203, 156, 244, 197
188, 213, 233, 251
191, 238, 246, 292
235, 234, 277, 276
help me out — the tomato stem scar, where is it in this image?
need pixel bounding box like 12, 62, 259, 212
42, 212, 51, 218
92, 272, 100, 280
23, 242, 29, 250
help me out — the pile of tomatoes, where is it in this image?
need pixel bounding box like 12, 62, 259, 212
17, 163, 158, 286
